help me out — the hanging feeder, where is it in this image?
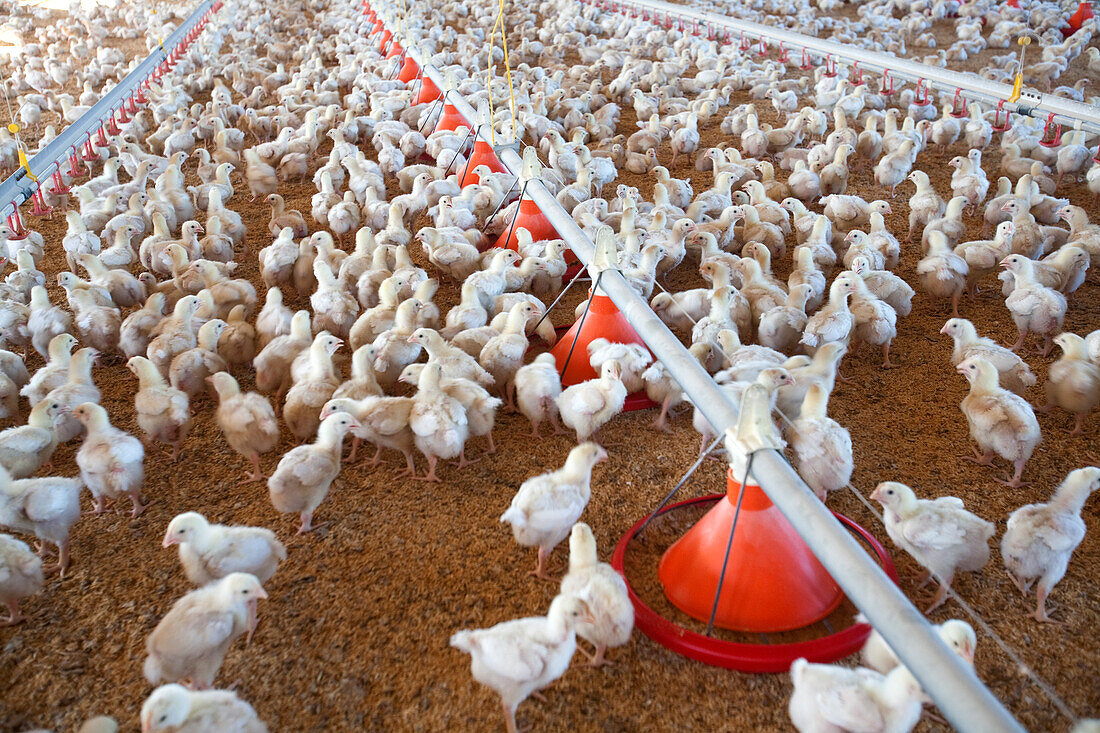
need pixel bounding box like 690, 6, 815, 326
881, 69, 895, 96
6, 210, 28, 240
799, 48, 814, 70
913, 77, 932, 106
991, 99, 1012, 132
823, 54, 837, 77
548, 286, 656, 411
612, 485, 897, 672
28, 187, 52, 218
949, 88, 968, 118
1039, 112, 1063, 147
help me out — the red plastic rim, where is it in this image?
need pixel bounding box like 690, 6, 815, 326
611, 494, 898, 673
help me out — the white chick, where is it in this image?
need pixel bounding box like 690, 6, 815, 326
0, 464, 81, 575
860, 617, 976, 694
162, 511, 286, 587
1002, 467, 1100, 622
939, 318, 1036, 397
501, 443, 607, 579
0, 399, 63, 478
586, 338, 652, 393
559, 522, 633, 666
144, 573, 268, 689
0, 533, 43, 625
790, 382, 853, 501
1040, 333, 1100, 435
956, 356, 1041, 488
141, 683, 267, 732
871, 481, 994, 612
73, 402, 146, 517
789, 658, 923, 733
209, 372, 280, 483
267, 411, 359, 534
642, 360, 684, 433
514, 353, 563, 437
451, 594, 590, 733
557, 360, 627, 444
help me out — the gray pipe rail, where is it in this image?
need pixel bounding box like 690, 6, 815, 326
587, 0, 1100, 137
369, 10, 1027, 731
0, 0, 219, 223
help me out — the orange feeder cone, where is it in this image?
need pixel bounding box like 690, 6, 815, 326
397, 56, 420, 83
1063, 1, 1093, 34
658, 468, 843, 633
495, 197, 558, 250
434, 100, 468, 132
370, 19, 384, 34
377, 28, 392, 52
550, 289, 651, 386
414, 75, 441, 104
461, 139, 507, 186
386, 41, 403, 59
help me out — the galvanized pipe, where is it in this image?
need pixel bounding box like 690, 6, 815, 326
0, 0, 219, 222
587, 0, 1100, 137
380, 23, 1027, 732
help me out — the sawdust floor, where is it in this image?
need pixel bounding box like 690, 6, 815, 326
3, 36, 1100, 733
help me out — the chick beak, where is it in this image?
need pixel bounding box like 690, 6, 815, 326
869, 486, 882, 501
162, 531, 177, 548
938, 324, 950, 335
256, 587, 269, 600
962, 644, 975, 664
141, 713, 153, 733
1000, 202, 1013, 212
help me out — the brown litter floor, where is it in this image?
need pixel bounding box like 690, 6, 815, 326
2, 6, 1099, 733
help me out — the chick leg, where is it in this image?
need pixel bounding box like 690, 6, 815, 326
452, 448, 481, 469
393, 451, 418, 479
652, 397, 673, 433
527, 546, 554, 581
993, 459, 1029, 488
484, 431, 497, 455
1031, 585, 1060, 624
411, 455, 443, 482
529, 419, 543, 438
128, 491, 150, 518
959, 447, 996, 466
296, 511, 329, 535
0, 601, 25, 627
239, 452, 265, 483
583, 642, 613, 667
1038, 335, 1054, 357
1071, 413, 1086, 436
925, 577, 952, 613
1007, 329, 1028, 352
1006, 569, 1030, 597
347, 437, 362, 463
950, 291, 962, 318
503, 701, 518, 733
880, 342, 895, 369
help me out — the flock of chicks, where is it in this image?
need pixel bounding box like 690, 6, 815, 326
0, 0, 1099, 728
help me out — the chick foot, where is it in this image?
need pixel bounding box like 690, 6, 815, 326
959, 448, 996, 467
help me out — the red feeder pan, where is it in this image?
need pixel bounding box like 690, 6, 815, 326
549, 290, 655, 410
461, 139, 507, 186
414, 75, 441, 104
612, 493, 896, 672
434, 100, 468, 133
397, 56, 420, 83
660, 469, 843, 632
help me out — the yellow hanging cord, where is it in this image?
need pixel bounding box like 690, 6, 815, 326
0, 68, 35, 182
485, 62, 497, 146
496, 0, 518, 142
1008, 36, 1030, 103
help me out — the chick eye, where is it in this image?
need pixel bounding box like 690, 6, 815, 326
159, 715, 168, 723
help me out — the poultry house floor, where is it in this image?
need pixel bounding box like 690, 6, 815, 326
2, 4, 1100, 733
